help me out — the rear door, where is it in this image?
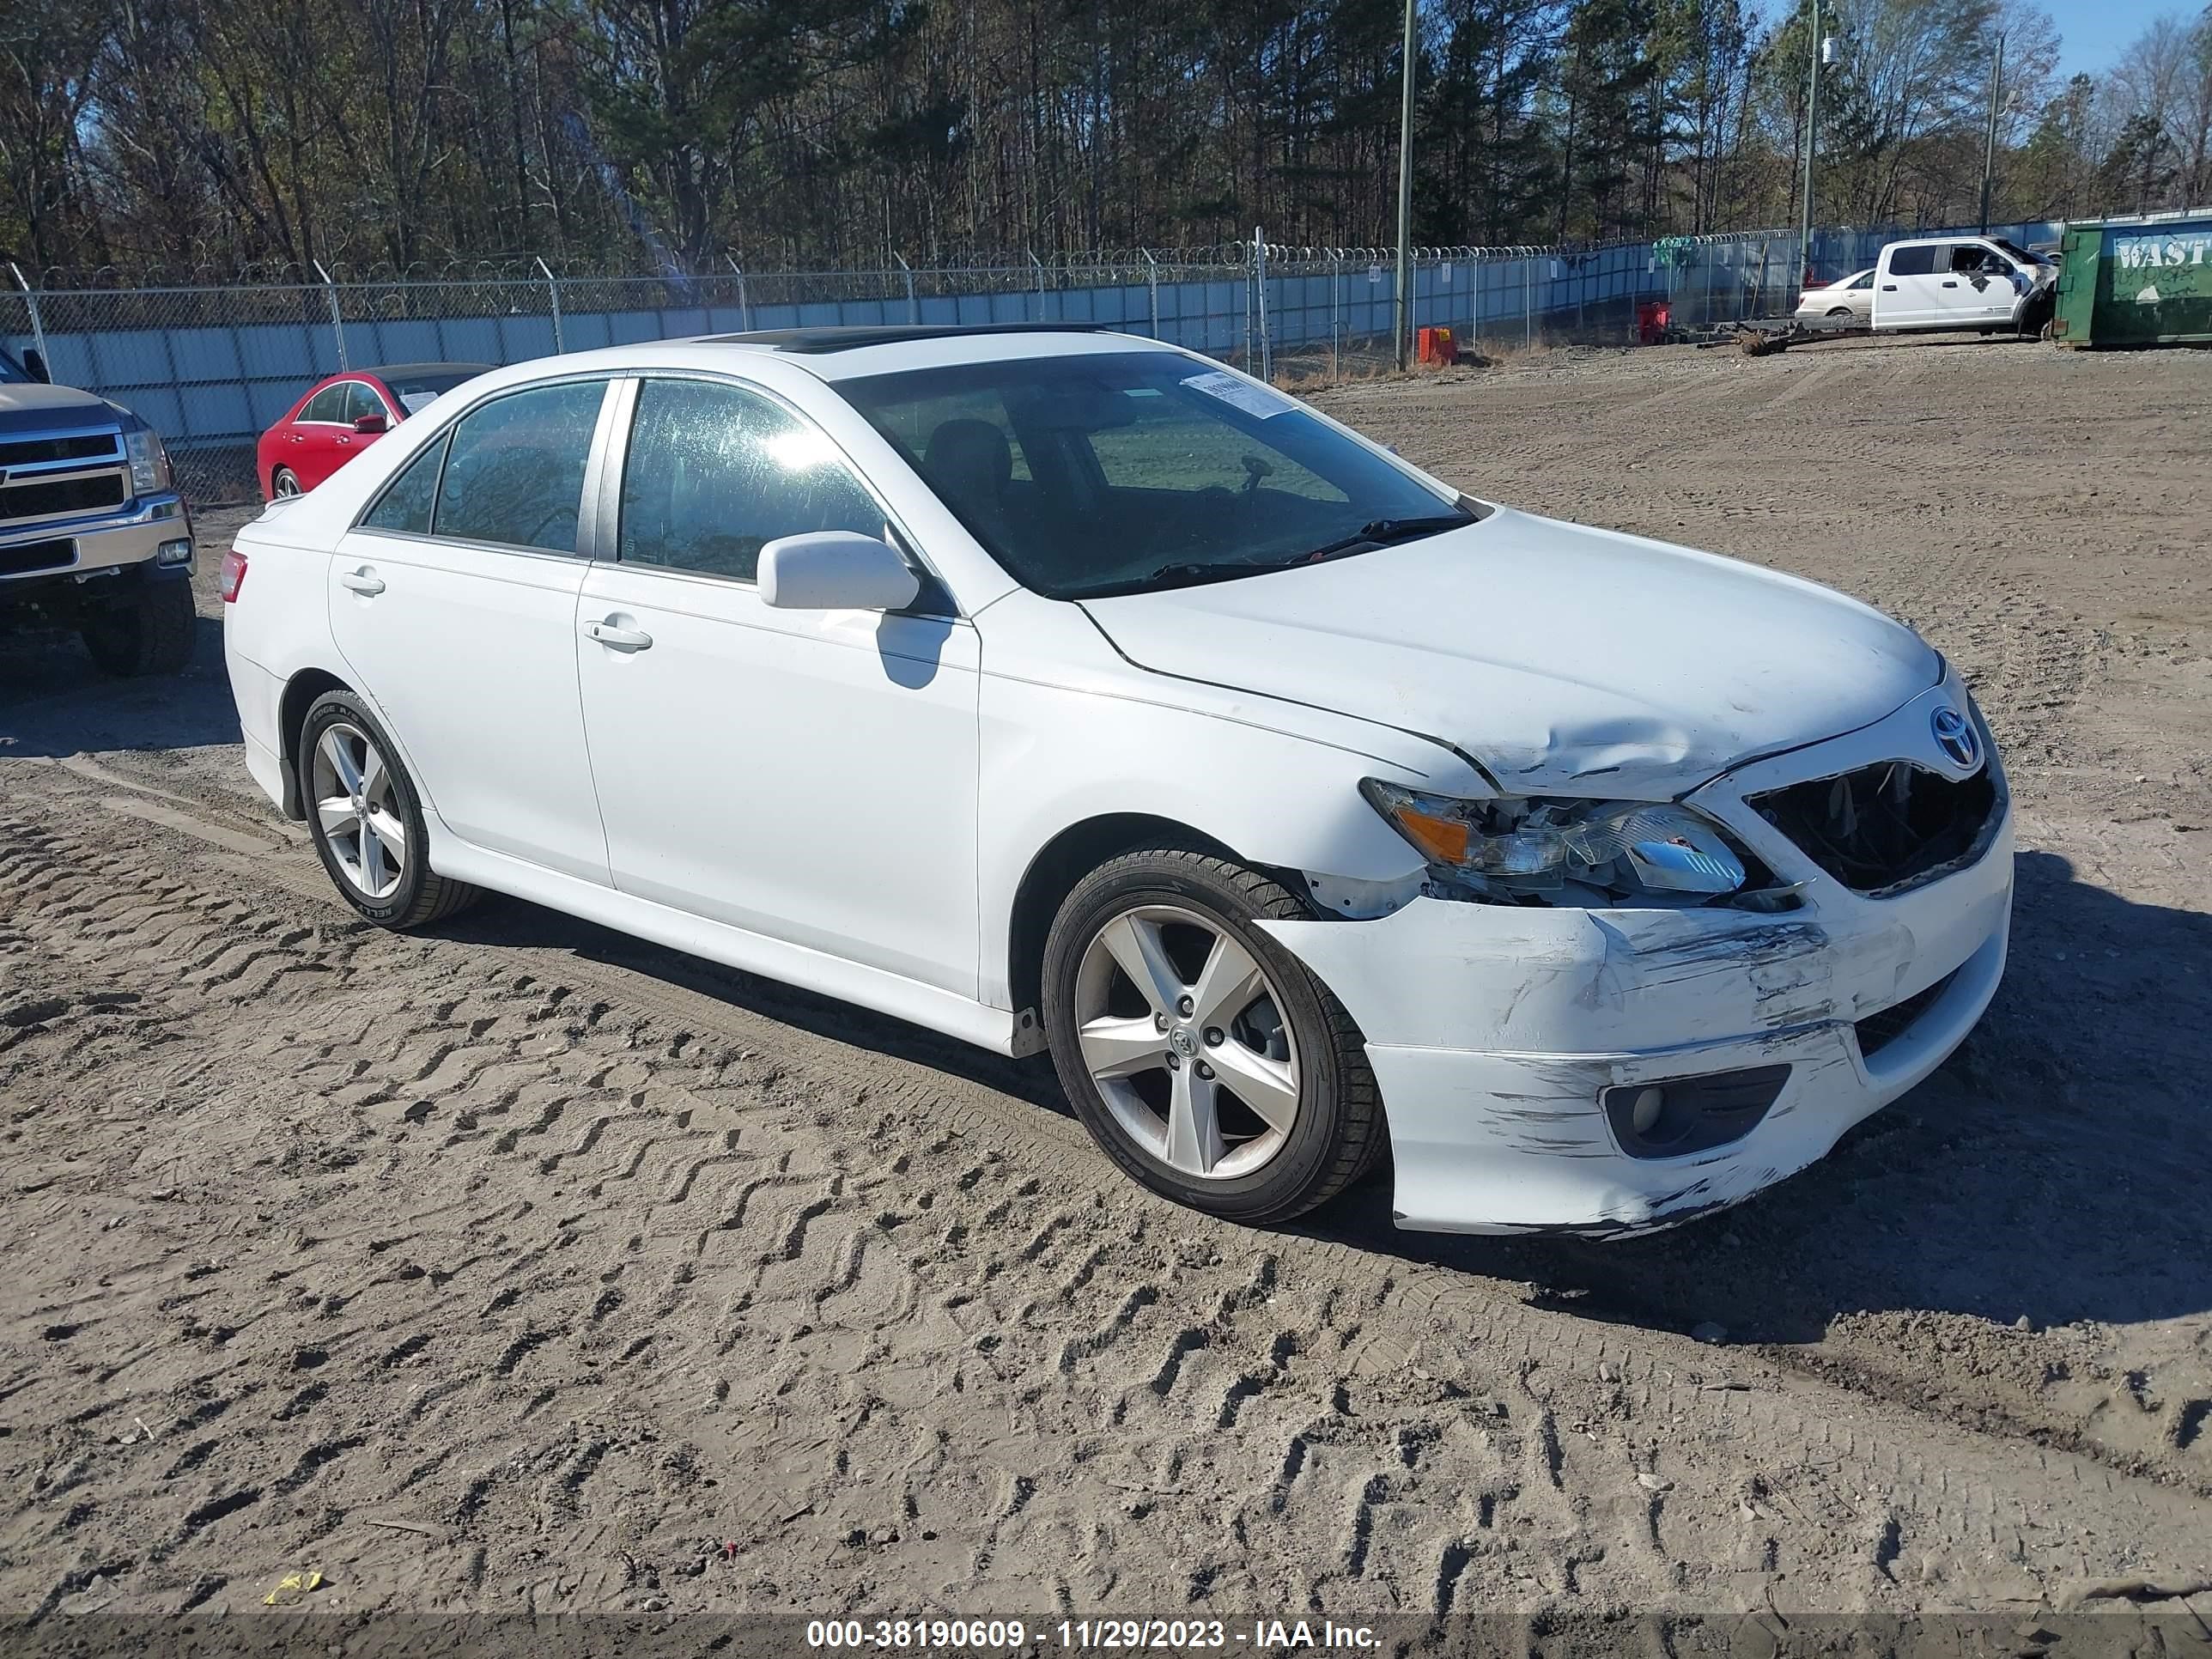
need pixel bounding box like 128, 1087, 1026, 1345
1875, 243, 1945, 327
328, 375, 618, 885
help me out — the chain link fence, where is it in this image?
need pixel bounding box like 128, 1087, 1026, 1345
2, 220, 2066, 506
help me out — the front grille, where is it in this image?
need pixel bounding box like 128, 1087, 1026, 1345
0, 471, 128, 524
1855, 970, 1958, 1060
0, 538, 76, 577
0, 431, 123, 470
1748, 761, 1998, 896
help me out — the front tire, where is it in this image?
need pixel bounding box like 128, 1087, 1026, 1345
300, 690, 479, 928
80, 578, 195, 677
1042, 846, 1383, 1225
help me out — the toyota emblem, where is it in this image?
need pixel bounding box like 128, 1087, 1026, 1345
1930, 706, 1978, 769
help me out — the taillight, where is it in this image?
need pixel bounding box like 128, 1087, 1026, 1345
220, 548, 248, 603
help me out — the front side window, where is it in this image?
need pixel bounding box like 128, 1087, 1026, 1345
299, 384, 349, 423
343, 382, 390, 425
618, 377, 885, 582
432, 380, 606, 555
836, 351, 1473, 599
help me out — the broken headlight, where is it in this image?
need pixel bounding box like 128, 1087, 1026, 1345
1360, 780, 1765, 905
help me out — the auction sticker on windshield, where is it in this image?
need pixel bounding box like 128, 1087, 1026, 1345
1182, 368, 1297, 419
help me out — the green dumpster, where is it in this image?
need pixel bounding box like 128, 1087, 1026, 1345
2051, 210, 2212, 348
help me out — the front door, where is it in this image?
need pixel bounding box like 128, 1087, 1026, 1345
286, 382, 351, 489
329, 376, 616, 884
574, 374, 981, 998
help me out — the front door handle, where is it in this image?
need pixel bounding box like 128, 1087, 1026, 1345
338, 568, 386, 596
1941, 280, 1958, 288
586, 618, 653, 651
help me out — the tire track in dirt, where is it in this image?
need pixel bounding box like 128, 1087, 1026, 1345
3, 784, 2208, 1621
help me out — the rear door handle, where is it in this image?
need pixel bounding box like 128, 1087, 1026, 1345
338, 568, 386, 596
586, 619, 653, 651
1881, 283, 1898, 291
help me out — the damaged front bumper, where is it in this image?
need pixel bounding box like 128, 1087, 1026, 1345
1260, 682, 2014, 1236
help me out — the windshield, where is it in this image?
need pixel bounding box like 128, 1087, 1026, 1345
1990, 238, 2045, 266
382, 368, 484, 415
836, 351, 1478, 599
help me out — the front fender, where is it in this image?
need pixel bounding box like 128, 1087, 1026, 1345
974, 594, 1468, 1008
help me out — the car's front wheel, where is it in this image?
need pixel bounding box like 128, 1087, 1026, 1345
300, 690, 479, 928
1042, 847, 1383, 1225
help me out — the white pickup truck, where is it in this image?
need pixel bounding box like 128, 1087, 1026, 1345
1808, 234, 2057, 337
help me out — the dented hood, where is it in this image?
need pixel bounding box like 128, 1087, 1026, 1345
1079, 507, 1939, 795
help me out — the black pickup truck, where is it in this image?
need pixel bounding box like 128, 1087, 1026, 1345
0, 346, 197, 675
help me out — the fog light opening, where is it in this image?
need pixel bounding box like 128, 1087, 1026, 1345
155, 538, 194, 568
1603, 1065, 1791, 1160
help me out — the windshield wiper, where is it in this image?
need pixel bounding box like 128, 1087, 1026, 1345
1283, 514, 1474, 566
1093, 514, 1476, 599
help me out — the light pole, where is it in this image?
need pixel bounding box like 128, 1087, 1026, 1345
1797, 0, 1821, 295
1394, 0, 1416, 371
1978, 31, 2006, 233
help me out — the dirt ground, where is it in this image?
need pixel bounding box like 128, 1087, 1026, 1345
3, 333, 2209, 1638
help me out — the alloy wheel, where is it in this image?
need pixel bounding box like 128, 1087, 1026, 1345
1072, 903, 1301, 1180
311, 720, 406, 901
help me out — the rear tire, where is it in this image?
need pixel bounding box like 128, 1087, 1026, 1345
1042, 845, 1384, 1226
300, 690, 480, 929
80, 578, 195, 677
272, 467, 302, 499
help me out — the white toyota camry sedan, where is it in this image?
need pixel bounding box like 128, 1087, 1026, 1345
222, 325, 2011, 1237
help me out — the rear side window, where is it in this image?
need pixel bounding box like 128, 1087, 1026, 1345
362, 433, 448, 534
299, 384, 349, 422
617, 377, 884, 582
432, 380, 606, 555
1848, 270, 1874, 289
1886, 245, 1939, 276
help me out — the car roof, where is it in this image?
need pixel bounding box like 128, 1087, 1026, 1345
483, 325, 1185, 385
700, 324, 1113, 355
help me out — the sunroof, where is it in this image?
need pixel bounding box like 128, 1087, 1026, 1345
702, 323, 1113, 355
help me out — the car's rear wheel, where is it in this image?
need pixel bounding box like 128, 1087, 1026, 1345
1042, 847, 1383, 1225
80, 579, 195, 677
301, 690, 479, 928
272, 467, 302, 498
1826, 306, 1853, 318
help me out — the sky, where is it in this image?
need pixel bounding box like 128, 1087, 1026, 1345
2042, 0, 2178, 76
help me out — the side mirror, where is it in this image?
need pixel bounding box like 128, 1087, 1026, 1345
353, 411, 389, 434
22, 348, 49, 384
758, 531, 921, 612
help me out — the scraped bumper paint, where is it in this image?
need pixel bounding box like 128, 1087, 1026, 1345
1261, 683, 2014, 1235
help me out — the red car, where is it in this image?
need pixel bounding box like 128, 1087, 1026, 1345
258, 362, 490, 500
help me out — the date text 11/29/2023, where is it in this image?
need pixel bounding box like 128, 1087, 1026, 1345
804, 1620, 1381, 1651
